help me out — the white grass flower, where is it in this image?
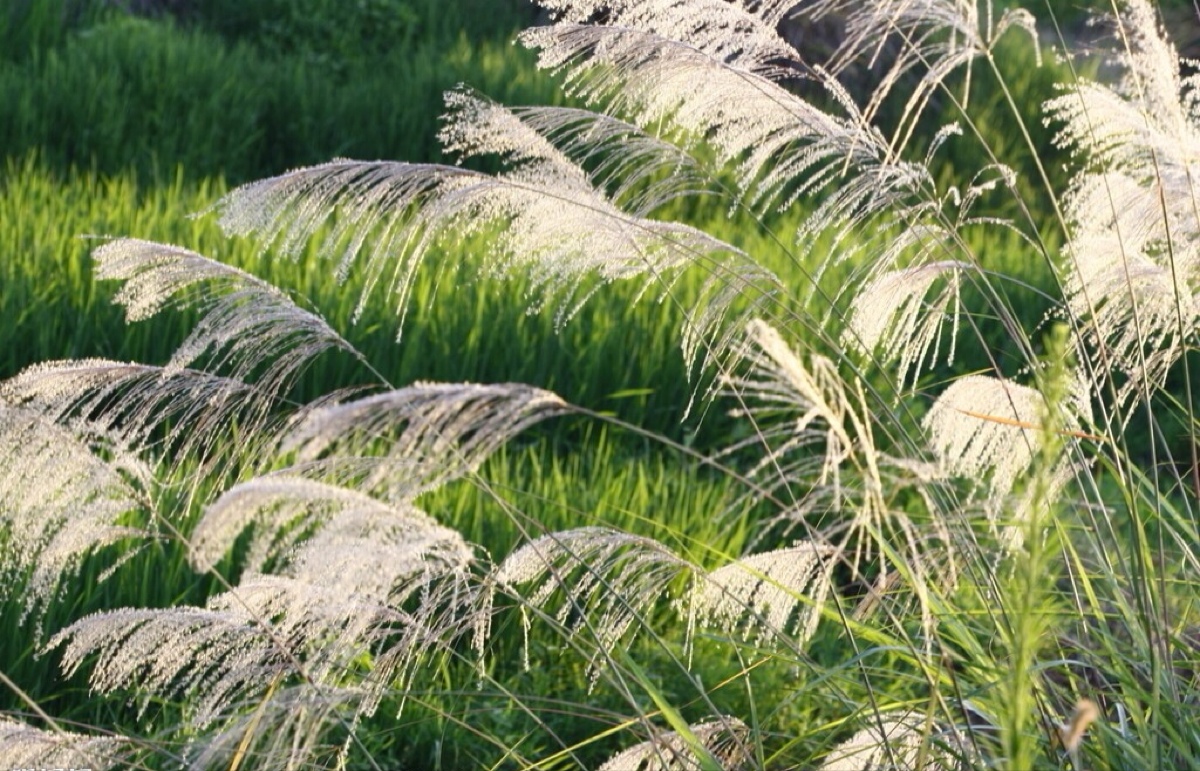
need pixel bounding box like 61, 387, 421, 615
819, 712, 970, 771
213, 149, 748, 335
692, 542, 838, 647
280, 381, 568, 497
1, 359, 281, 485
189, 475, 470, 579
182, 685, 358, 771
95, 237, 371, 393
456, 101, 711, 217
923, 374, 1085, 547
534, 0, 802, 79
597, 717, 751, 771
724, 320, 952, 593
520, 20, 915, 220
844, 260, 966, 390
798, 0, 1039, 150
49, 547, 486, 731
495, 527, 694, 686
0, 716, 129, 770
1046, 0, 1200, 418
0, 406, 145, 623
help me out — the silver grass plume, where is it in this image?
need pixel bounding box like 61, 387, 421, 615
0, 716, 129, 770
212, 454, 443, 507
922, 374, 1086, 548
494, 527, 695, 686
818, 712, 975, 771
212, 90, 779, 392
0, 405, 146, 623
724, 320, 857, 494
691, 542, 838, 649
189, 474, 464, 573
844, 260, 967, 391
49, 603, 292, 729
281, 498, 475, 602
440, 92, 714, 218
796, 0, 1039, 151
181, 685, 359, 771
516, 5, 996, 258
54, 464, 487, 735
534, 0, 804, 80
596, 717, 751, 771
37, 383, 549, 760
518, 20, 915, 218
212, 117, 748, 333
519, 10, 988, 377
195, 477, 488, 716
280, 381, 569, 498
50, 508, 484, 710
48, 572, 449, 730
439, 89, 784, 387
1, 359, 280, 484
722, 320, 950, 601
1045, 0, 1200, 418
835, 144, 1020, 392
94, 237, 373, 394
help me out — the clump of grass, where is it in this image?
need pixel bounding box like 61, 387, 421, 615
3, 0, 1200, 769
0, 1, 560, 183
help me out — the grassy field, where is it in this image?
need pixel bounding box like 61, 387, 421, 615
0, 3, 771, 764
3, 1, 1199, 769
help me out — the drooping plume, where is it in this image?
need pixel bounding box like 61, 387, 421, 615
495, 527, 694, 685
1046, 0, 1200, 418
2, 359, 281, 480
819, 712, 974, 770
0, 717, 130, 771
596, 717, 751, 771
923, 374, 1085, 547
280, 381, 569, 499
95, 237, 372, 393
691, 542, 837, 648
0, 406, 146, 623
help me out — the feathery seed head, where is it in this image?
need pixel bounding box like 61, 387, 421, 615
596, 717, 751, 771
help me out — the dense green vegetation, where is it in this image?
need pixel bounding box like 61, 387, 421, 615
0, 0, 551, 180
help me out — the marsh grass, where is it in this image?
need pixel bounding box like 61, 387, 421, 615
3, 1, 1200, 770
